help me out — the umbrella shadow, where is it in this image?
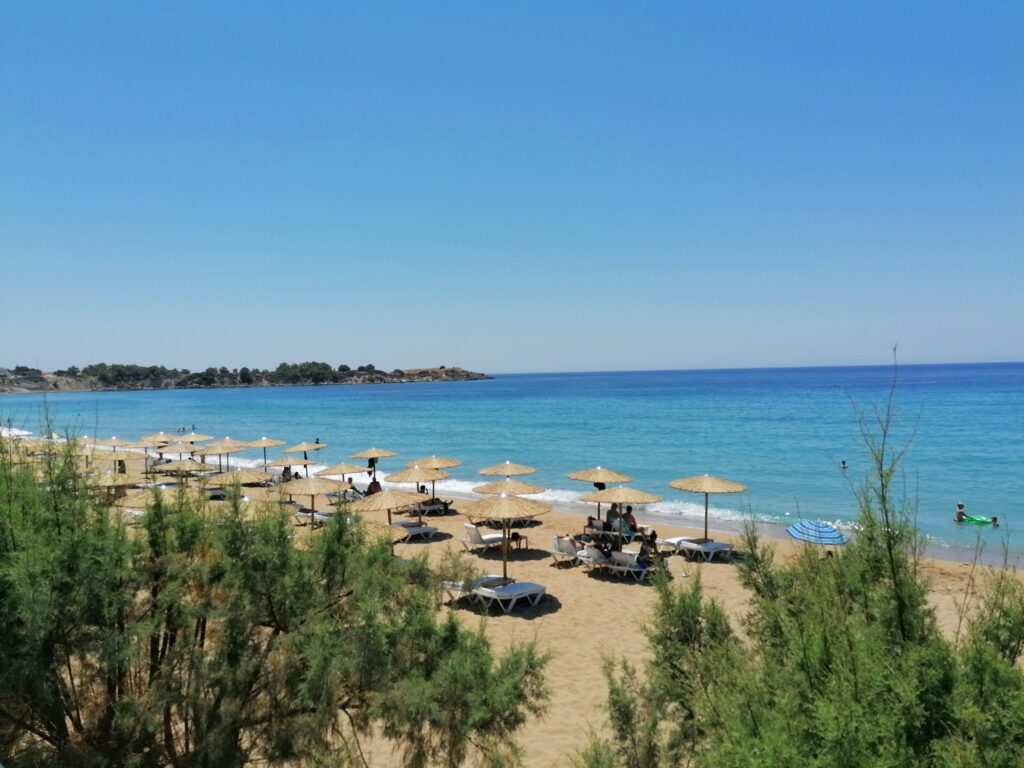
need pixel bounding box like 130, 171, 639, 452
401, 531, 453, 545
475, 547, 552, 564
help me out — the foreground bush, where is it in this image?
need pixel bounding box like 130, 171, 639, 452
0, 443, 546, 767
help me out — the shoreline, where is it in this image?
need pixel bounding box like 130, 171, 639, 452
5, 434, 1018, 567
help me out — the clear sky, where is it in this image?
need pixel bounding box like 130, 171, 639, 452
2, 2, 1022, 374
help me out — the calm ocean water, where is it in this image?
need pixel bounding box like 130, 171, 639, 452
3, 363, 1022, 559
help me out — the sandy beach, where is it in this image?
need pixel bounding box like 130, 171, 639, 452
246, 483, 999, 767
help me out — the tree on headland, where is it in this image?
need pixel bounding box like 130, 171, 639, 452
0, 440, 547, 767
578, 381, 1024, 767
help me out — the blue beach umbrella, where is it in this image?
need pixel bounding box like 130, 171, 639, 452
786, 520, 849, 546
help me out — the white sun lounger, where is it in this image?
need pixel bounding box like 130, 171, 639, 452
608, 551, 654, 581
459, 523, 505, 553
578, 545, 611, 570
669, 538, 735, 562
442, 575, 512, 604
473, 581, 547, 613
549, 536, 580, 566
393, 523, 438, 543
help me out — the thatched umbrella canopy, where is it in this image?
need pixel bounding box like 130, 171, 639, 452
351, 447, 398, 479
151, 459, 219, 484
578, 487, 662, 505
385, 465, 449, 502
347, 489, 428, 524
276, 476, 351, 526
90, 436, 127, 448
407, 455, 461, 470
193, 441, 246, 472
142, 431, 177, 444
155, 443, 197, 459
210, 469, 275, 486
316, 462, 368, 479
478, 460, 537, 477
248, 437, 286, 467
668, 474, 747, 540
178, 433, 213, 443
568, 466, 634, 519
472, 478, 544, 496
461, 494, 550, 579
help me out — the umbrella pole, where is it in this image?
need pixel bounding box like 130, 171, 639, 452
597, 502, 602, 521
704, 493, 709, 540
263, 447, 268, 468
503, 520, 509, 580
310, 494, 315, 527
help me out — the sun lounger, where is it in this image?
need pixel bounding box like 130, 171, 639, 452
669, 538, 735, 562
473, 581, 547, 613
549, 536, 580, 566
608, 551, 654, 582
459, 523, 505, 553
442, 575, 513, 604
393, 524, 438, 543
578, 545, 611, 570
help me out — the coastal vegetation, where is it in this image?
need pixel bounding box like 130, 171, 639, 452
0, 441, 546, 767
0, 362, 489, 393
578, 395, 1024, 767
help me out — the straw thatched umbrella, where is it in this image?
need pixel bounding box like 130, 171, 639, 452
568, 466, 633, 519
194, 441, 246, 472
668, 474, 746, 540
142, 431, 177, 444
248, 437, 286, 467
90, 436, 126, 448
478, 460, 537, 477
210, 468, 275, 486
407, 455, 461, 470
151, 459, 219, 484
461, 494, 550, 579
351, 447, 398, 479
472, 478, 545, 496
283, 441, 327, 471
347, 489, 429, 525
178, 432, 213, 443
276, 476, 351, 526
265, 457, 316, 475
316, 462, 368, 479
93, 470, 150, 488
381, 465, 449, 522
155, 443, 198, 460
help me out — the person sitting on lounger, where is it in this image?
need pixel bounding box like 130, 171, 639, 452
366, 478, 382, 495
622, 505, 639, 532
282, 466, 293, 482
637, 530, 661, 567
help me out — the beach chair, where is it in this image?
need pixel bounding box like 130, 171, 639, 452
672, 539, 735, 562
657, 536, 698, 554
473, 581, 547, 613
578, 545, 611, 571
394, 524, 438, 543
442, 574, 513, 605
608, 551, 653, 582
549, 536, 580, 566
460, 523, 505, 553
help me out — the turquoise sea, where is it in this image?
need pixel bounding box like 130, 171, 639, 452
3, 363, 1022, 561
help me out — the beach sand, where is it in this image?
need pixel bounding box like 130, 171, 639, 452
266, 492, 997, 768
95, 457, 1004, 767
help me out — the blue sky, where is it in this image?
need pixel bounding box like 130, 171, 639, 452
2, 2, 1022, 374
